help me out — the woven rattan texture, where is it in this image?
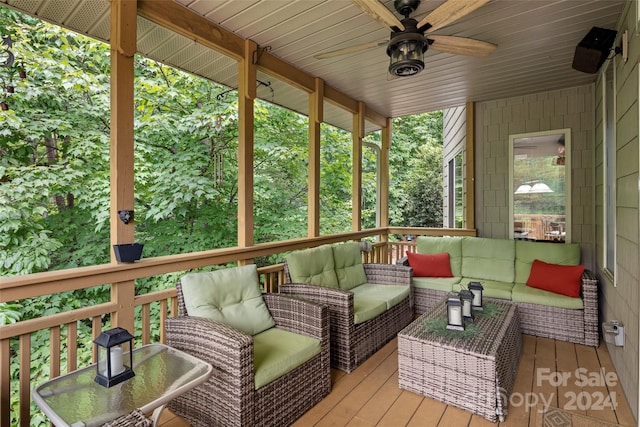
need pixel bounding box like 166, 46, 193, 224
166, 281, 330, 427
100, 409, 152, 427
282, 262, 414, 372
398, 299, 522, 422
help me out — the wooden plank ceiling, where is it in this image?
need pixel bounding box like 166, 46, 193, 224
0, 0, 625, 132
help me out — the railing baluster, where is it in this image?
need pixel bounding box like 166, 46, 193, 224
142, 303, 151, 345
0, 338, 9, 427
19, 334, 30, 427
67, 322, 77, 372
50, 326, 61, 378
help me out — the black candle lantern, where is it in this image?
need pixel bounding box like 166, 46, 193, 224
459, 289, 474, 322
94, 327, 135, 387
469, 281, 484, 311
446, 293, 464, 331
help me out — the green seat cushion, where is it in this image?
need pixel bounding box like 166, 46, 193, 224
181, 265, 275, 336
286, 245, 339, 288
416, 236, 463, 277
412, 277, 460, 292
351, 283, 410, 310
253, 327, 321, 389
461, 237, 515, 283
515, 240, 581, 283
511, 283, 584, 309
456, 278, 514, 300
353, 297, 387, 325
333, 242, 368, 291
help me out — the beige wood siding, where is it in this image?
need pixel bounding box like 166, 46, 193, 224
443, 105, 467, 228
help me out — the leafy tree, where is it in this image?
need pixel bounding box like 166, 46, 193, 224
389, 111, 444, 228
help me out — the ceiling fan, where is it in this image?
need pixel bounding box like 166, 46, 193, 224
315, 0, 497, 78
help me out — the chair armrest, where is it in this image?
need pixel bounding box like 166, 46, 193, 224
279, 283, 354, 324
581, 269, 598, 313
580, 269, 599, 346
363, 263, 413, 285
263, 294, 328, 341
396, 256, 409, 266
165, 316, 254, 384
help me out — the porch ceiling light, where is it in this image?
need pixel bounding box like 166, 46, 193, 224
387, 20, 427, 77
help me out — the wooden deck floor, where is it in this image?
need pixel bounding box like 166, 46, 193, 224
158, 335, 636, 427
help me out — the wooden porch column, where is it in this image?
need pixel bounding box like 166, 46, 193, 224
380, 118, 391, 229
352, 102, 365, 231
237, 39, 256, 262
109, 0, 137, 333
308, 78, 323, 237
465, 101, 476, 230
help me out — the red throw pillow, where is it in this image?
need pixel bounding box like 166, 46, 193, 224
526, 259, 585, 298
406, 252, 453, 278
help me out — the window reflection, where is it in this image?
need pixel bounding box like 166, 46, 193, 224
510, 130, 570, 242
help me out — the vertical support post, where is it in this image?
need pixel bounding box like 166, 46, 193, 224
109, 0, 137, 332
352, 102, 365, 231
465, 101, 476, 230
380, 118, 391, 260
238, 39, 257, 264
380, 118, 391, 229
308, 78, 323, 237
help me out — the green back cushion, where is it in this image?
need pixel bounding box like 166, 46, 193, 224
461, 237, 515, 283
180, 265, 275, 336
286, 245, 339, 288
416, 236, 463, 276
333, 242, 368, 290
515, 240, 581, 283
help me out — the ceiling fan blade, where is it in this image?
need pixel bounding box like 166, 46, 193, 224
418, 0, 491, 33
352, 0, 404, 31
314, 39, 387, 59
428, 34, 496, 57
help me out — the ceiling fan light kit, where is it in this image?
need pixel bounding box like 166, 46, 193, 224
387, 21, 427, 77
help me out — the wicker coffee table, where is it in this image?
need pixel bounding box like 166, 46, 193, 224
398, 299, 521, 422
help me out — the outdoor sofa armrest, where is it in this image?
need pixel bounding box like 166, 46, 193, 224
165, 316, 254, 388
262, 293, 328, 342
279, 283, 354, 324
580, 269, 599, 347
395, 256, 409, 266
364, 263, 412, 285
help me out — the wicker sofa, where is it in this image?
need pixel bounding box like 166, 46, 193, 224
400, 236, 598, 347
281, 242, 413, 372
166, 265, 330, 427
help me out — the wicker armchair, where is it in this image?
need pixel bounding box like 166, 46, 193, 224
281, 256, 413, 373
165, 267, 330, 427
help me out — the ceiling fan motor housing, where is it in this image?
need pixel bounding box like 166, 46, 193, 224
387, 18, 427, 77
394, 0, 421, 17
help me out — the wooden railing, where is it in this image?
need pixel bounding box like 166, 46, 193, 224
0, 227, 476, 426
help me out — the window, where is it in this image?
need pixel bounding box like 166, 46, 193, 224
509, 129, 571, 242
448, 152, 464, 228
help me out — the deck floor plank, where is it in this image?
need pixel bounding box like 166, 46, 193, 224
158, 334, 635, 427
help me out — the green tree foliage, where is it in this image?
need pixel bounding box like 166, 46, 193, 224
389, 111, 444, 227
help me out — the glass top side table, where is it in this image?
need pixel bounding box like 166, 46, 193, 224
32, 343, 213, 427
